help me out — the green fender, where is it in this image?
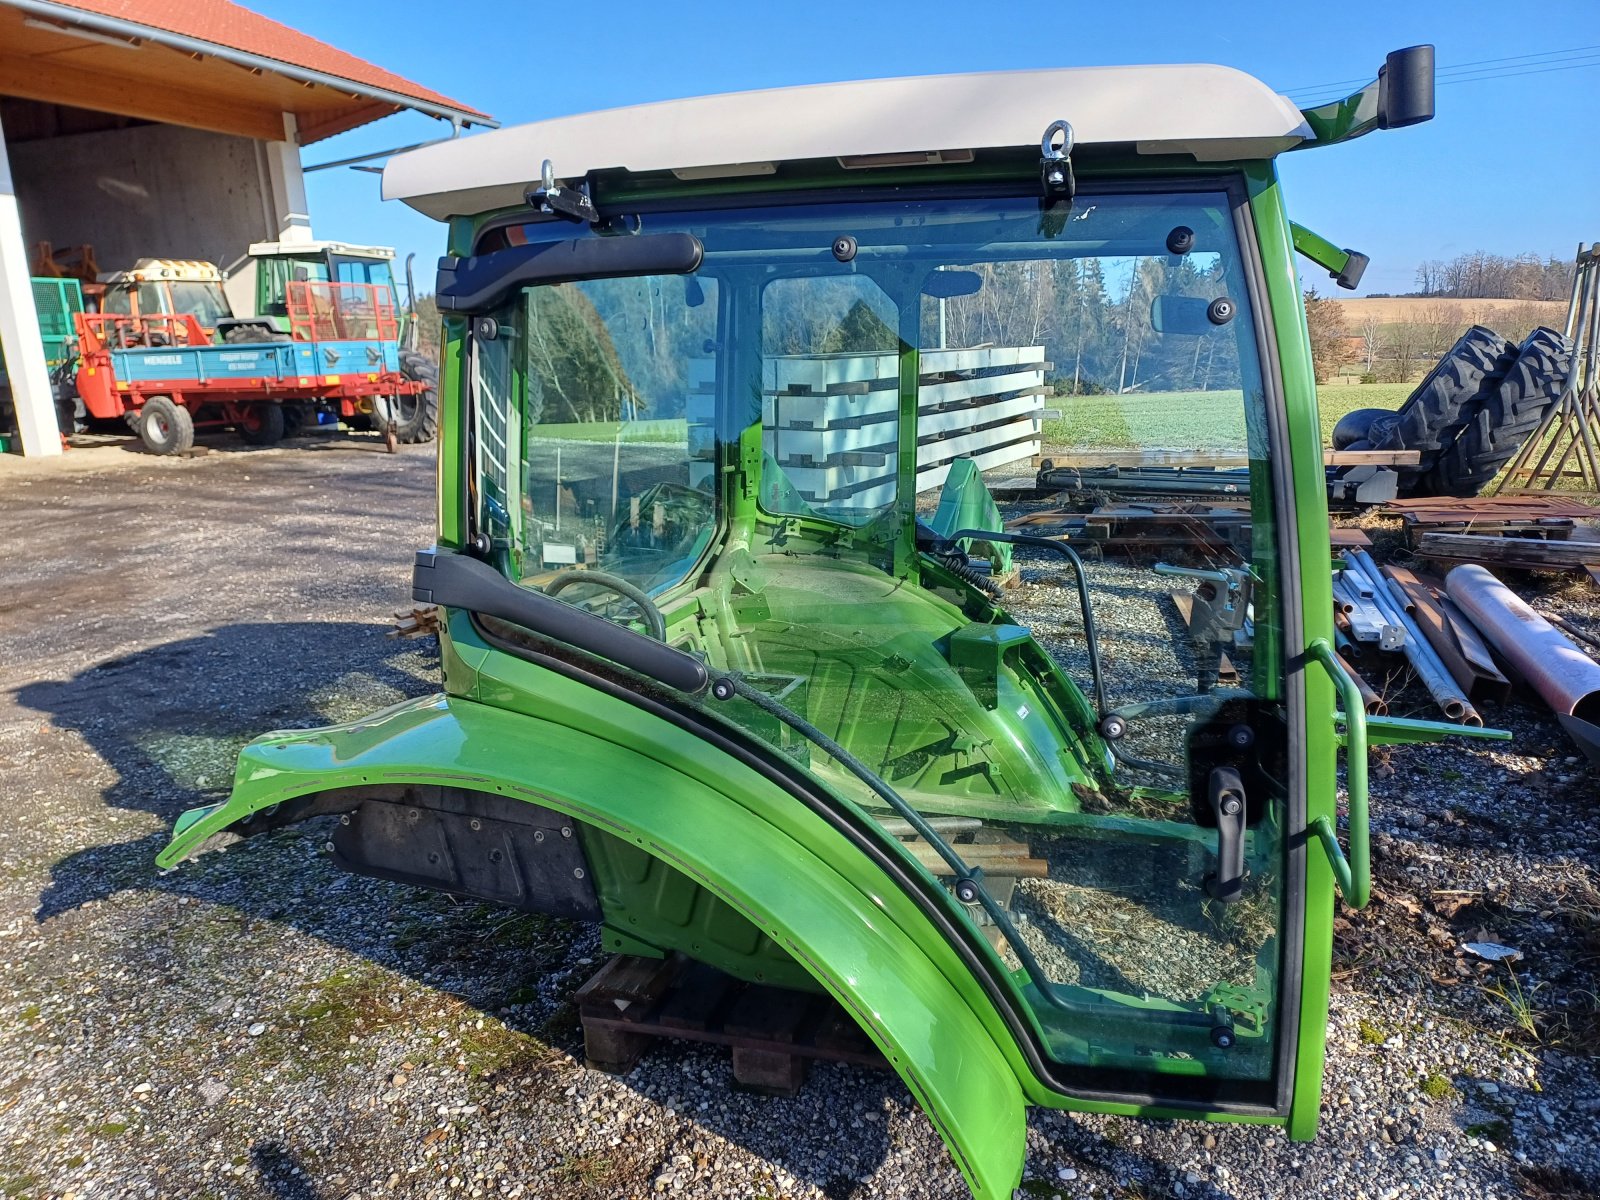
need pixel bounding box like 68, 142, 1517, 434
159, 693, 1028, 1198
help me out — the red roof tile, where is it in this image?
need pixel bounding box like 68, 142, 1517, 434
38, 0, 488, 120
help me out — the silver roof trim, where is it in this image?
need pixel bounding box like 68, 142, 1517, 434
384, 64, 1311, 220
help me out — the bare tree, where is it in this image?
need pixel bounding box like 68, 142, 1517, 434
1358, 311, 1384, 376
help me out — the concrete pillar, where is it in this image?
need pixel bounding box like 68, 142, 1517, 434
0, 109, 60, 457
264, 113, 312, 244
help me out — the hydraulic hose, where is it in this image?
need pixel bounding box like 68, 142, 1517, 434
940, 529, 1107, 721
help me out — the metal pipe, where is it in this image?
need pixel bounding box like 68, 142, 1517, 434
1341, 656, 1387, 716
1347, 550, 1473, 722
1344, 551, 1480, 725
1446, 565, 1600, 760
1383, 563, 1511, 706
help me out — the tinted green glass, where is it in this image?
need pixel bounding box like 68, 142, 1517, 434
472, 189, 1289, 1092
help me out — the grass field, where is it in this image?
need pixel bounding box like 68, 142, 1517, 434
1037, 382, 1414, 453
528, 384, 1416, 455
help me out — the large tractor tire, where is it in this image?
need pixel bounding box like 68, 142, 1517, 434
392, 350, 440, 444
236, 403, 286, 447
221, 323, 291, 345
1331, 407, 1400, 451
1419, 327, 1572, 496
137, 396, 194, 456
280, 403, 314, 437
1371, 325, 1516, 488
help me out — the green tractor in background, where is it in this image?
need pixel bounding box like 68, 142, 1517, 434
225, 239, 438, 442
159, 46, 1506, 1198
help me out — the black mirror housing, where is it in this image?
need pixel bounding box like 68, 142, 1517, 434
1378, 45, 1435, 129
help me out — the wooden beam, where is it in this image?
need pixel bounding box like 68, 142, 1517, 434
1324, 449, 1421, 466
1040, 448, 1421, 469
295, 100, 401, 144
1415, 532, 1600, 569
0, 52, 288, 142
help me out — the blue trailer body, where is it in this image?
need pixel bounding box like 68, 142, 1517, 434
107, 339, 403, 387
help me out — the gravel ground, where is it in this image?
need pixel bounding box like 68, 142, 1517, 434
0, 433, 1597, 1200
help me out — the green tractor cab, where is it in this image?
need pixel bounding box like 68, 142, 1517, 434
231, 239, 400, 331
160, 46, 1492, 1197
224, 239, 436, 439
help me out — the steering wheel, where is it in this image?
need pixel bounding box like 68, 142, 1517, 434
544, 570, 667, 642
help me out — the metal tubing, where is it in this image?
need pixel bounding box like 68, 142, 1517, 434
1382, 564, 1511, 706
1344, 551, 1480, 725
1344, 658, 1388, 716
1445, 565, 1600, 725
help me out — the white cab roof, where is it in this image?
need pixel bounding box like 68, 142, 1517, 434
247, 240, 395, 260
385, 65, 1313, 220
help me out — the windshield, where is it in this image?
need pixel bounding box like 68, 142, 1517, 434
167, 282, 230, 327
474, 191, 1257, 594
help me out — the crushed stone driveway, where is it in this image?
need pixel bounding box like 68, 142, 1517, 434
0, 432, 1596, 1200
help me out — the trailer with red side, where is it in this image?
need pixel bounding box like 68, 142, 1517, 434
69, 280, 431, 454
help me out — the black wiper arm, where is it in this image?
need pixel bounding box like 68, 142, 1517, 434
435, 232, 704, 315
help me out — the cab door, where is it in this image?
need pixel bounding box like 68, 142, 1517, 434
892, 183, 1307, 1117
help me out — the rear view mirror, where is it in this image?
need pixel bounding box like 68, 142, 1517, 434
436, 232, 705, 315
922, 270, 983, 299
1379, 45, 1435, 129
1150, 295, 1219, 336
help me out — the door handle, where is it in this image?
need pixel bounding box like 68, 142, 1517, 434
1206, 765, 1247, 903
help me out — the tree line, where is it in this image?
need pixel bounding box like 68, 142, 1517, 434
1411, 251, 1573, 301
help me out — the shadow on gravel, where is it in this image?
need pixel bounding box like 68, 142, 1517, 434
251, 1142, 326, 1199
16, 621, 914, 1195
18, 620, 435, 921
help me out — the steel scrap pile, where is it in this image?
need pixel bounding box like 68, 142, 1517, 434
1330, 551, 1600, 763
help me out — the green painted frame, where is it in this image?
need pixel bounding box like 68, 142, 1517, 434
161, 152, 1394, 1193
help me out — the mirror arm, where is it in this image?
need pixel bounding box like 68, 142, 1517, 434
1290, 223, 1368, 291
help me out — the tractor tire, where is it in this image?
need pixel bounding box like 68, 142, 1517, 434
236, 403, 286, 446
222, 324, 291, 345
393, 350, 440, 444
281, 403, 313, 437
138, 396, 194, 456
1331, 407, 1400, 451
1372, 325, 1516, 489
1418, 327, 1572, 497
52, 366, 82, 435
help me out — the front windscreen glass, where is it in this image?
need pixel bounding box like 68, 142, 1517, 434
167, 282, 230, 328
470, 188, 1290, 1099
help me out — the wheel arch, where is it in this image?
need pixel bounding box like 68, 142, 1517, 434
158, 692, 1028, 1198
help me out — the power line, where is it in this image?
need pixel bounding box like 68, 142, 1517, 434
1436, 56, 1600, 87
1283, 43, 1600, 101
1284, 44, 1600, 96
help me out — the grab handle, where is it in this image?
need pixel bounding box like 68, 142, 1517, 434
1307, 638, 1369, 909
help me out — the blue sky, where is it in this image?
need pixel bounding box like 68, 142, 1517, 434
278, 0, 1599, 297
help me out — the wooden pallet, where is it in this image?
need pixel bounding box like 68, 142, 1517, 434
1414, 531, 1600, 583
575, 954, 888, 1096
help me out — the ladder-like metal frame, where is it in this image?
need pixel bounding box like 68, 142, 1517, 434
1494, 242, 1600, 494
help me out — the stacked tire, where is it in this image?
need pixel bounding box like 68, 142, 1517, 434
1417, 327, 1572, 496
1330, 325, 1571, 497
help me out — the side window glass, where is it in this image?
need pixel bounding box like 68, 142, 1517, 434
473, 275, 721, 612
759, 276, 903, 525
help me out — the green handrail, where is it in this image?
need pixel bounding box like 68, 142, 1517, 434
1307, 638, 1369, 909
